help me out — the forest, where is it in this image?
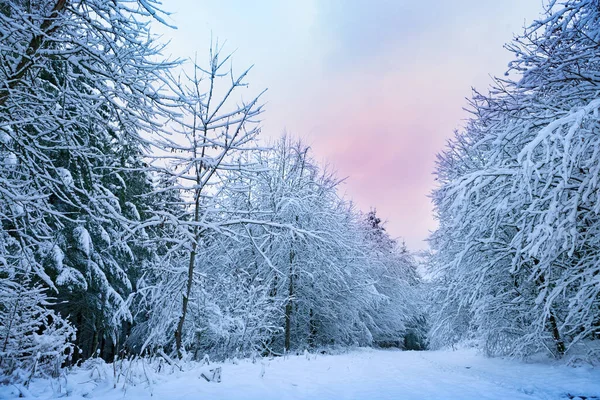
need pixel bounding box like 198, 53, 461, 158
1, 0, 599, 391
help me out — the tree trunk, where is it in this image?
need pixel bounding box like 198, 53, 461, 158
175, 230, 199, 357
91, 328, 98, 358
284, 249, 294, 352
535, 270, 565, 357
548, 312, 565, 356
308, 309, 317, 348
175, 192, 201, 357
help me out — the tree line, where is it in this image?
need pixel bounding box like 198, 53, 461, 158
429, 0, 600, 359
0, 0, 425, 383
3, 0, 600, 386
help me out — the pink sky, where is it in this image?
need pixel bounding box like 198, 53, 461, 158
154, 0, 544, 250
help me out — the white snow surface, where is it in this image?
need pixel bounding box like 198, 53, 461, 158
3, 348, 599, 400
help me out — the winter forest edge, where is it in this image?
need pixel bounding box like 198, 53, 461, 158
1, 0, 599, 391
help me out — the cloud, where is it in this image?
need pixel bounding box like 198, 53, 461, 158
153, 0, 545, 250
316, 0, 542, 73
317, 0, 447, 65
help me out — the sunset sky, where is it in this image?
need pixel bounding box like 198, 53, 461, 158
153, 0, 543, 250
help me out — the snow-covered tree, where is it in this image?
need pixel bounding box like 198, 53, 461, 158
361, 210, 426, 350
430, 0, 600, 358
129, 45, 266, 357
0, 0, 176, 368
203, 137, 423, 354
0, 231, 75, 383
1, 0, 426, 374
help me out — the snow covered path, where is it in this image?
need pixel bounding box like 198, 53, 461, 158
3, 348, 600, 399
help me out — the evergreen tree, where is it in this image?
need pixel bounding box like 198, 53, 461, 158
0, 0, 176, 373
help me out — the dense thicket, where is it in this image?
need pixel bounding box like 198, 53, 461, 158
0, 0, 424, 383
126, 136, 425, 360
430, 0, 600, 359
0, 0, 175, 381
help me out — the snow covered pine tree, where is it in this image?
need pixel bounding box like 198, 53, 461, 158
0, 0, 176, 378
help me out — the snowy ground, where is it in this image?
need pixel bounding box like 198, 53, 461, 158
2, 348, 600, 399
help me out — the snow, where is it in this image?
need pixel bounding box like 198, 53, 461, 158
56, 266, 88, 291
99, 226, 111, 246
10, 202, 24, 217
73, 226, 92, 257
51, 244, 65, 271
0, 128, 11, 144
56, 167, 74, 187
3, 152, 17, 167
2, 348, 599, 400
125, 201, 141, 221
